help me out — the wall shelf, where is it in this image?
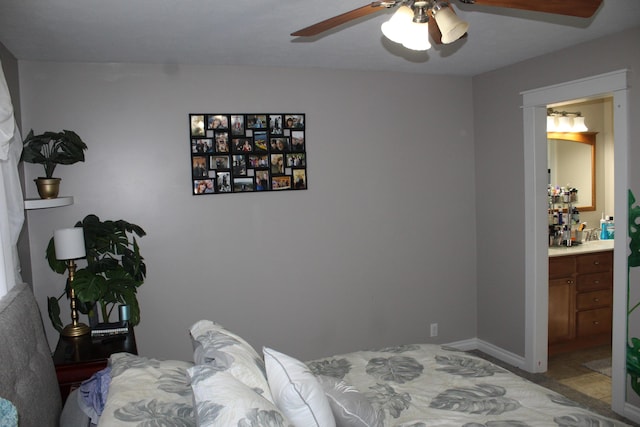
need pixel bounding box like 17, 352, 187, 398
24, 196, 73, 210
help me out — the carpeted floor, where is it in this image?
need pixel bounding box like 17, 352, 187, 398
468, 349, 639, 426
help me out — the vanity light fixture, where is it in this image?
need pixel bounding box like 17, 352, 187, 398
547, 108, 589, 133
380, 0, 468, 51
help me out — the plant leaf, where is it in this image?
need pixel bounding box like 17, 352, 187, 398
73, 268, 108, 303
21, 129, 87, 178
47, 296, 64, 333
628, 190, 640, 268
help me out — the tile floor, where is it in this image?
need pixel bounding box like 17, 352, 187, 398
546, 345, 612, 404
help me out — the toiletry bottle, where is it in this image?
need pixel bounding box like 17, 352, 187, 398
606, 216, 615, 239
564, 225, 571, 247
571, 207, 580, 225
600, 213, 607, 240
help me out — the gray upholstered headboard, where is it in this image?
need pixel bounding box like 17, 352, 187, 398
0, 282, 62, 426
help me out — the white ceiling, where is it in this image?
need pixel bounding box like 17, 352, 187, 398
1, 0, 639, 76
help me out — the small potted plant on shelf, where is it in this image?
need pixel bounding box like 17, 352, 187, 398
46, 214, 147, 332
21, 129, 88, 199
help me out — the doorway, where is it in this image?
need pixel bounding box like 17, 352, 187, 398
546, 96, 615, 405
521, 70, 629, 415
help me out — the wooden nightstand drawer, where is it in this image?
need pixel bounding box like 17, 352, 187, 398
576, 289, 612, 310
576, 307, 612, 337
53, 328, 137, 403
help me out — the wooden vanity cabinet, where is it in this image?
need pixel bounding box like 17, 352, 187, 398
548, 250, 612, 355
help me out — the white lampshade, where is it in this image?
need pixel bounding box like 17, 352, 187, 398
402, 21, 431, 51
572, 116, 588, 132
556, 116, 572, 132
433, 5, 468, 44
54, 228, 86, 260
381, 6, 414, 44
547, 116, 557, 132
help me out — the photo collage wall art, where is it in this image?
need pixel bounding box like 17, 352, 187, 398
189, 113, 307, 195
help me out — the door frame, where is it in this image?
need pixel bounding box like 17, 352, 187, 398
521, 69, 629, 413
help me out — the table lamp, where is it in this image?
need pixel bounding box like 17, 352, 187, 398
54, 227, 91, 337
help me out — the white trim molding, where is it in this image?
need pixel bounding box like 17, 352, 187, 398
521, 69, 632, 420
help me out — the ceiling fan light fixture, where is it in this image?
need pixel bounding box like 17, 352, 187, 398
401, 21, 431, 51
411, 2, 430, 23
381, 5, 414, 44
431, 2, 469, 44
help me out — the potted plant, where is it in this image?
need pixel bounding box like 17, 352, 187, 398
21, 129, 88, 199
46, 214, 146, 331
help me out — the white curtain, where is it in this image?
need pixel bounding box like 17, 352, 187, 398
0, 59, 24, 298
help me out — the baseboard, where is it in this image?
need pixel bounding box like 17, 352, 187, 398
445, 338, 526, 370
443, 337, 478, 351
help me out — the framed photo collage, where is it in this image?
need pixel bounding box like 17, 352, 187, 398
189, 113, 307, 195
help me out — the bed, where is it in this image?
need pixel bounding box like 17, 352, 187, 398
0, 283, 632, 426
94, 320, 632, 426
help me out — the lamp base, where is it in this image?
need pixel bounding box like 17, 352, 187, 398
61, 322, 91, 338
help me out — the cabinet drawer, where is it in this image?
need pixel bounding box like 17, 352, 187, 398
576, 289, 612, 310
576, 271, 612, 292
576, 307, 612, 337
549, 256, 575, 278
549, 277, 575, 287
576, 252, 612, 274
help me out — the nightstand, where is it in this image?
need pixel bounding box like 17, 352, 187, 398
53, 327, 138, 403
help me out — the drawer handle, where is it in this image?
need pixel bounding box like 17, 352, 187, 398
593, 321, 600, 325
593, 298, 600, 302
567, 280, 574, 284
594, 261, 600, 265
594, 280, 600, 284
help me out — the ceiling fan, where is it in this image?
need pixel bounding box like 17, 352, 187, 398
291, 0, 603, 51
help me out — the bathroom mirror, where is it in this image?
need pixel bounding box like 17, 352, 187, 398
547, 132, 596, 211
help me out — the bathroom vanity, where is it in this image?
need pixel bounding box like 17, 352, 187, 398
548, 240, 614, 355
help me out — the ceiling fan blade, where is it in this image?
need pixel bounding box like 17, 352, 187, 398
463, 0, 602, 18
291, 2, 390, 37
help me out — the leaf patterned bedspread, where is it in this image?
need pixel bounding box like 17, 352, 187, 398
98, 345, 631, 426
306, 344, 631, 426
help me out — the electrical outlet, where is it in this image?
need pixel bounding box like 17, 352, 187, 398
430, 323, 438, 337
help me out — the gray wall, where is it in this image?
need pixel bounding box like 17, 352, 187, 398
19, 63, 478, 361
473, 26, 640, 405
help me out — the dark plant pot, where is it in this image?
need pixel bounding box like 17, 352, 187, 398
35, 177, 61, 199
87, 303, 100, 328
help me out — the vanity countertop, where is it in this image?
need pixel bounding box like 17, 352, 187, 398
548, 239, 614, 257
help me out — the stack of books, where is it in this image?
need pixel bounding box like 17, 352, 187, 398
91, 321, 129, 338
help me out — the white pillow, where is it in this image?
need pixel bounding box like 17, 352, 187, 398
188, 366, 292, 427
189, 320, 273, 402
263, 347, 336, 427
